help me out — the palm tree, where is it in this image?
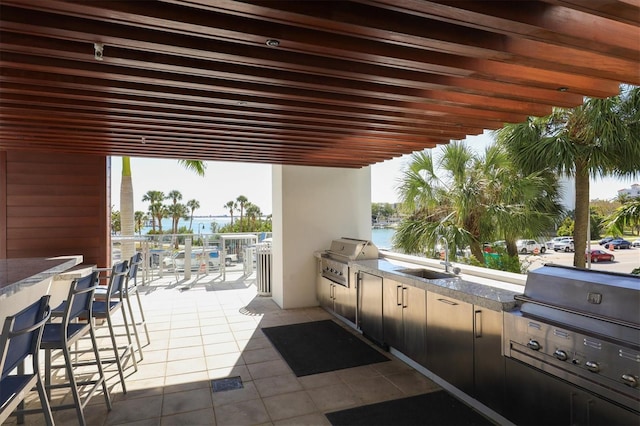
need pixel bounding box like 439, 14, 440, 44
134, 211, 147, 236
166, 190, 183, 235
119, 158, 205, 258
606, 198, 640, 237
496, 86, 640, 268
236, 195, 248, 231
394, 142, 560, 265
186, 199, 200, 231
395, 144, 491, 263
224, 200, 237, 225
245, 202, 261, 230
142, 190, 165, 232
119, 157, 135, 258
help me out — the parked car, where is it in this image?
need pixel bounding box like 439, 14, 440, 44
545, 236, 569, 251
585, 249, 615, 263
608, 238, 632, 249
516, 239, 545, 254
632, 239, 640, 248
553, 237, 574, 252
599, 236, 616, 246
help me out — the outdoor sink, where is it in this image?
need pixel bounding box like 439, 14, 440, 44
397, 268, 457, 280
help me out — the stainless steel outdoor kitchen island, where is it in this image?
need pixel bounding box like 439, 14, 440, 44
316, 239, 639, 426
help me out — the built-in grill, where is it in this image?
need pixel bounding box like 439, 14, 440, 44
321, 238, 379, 287
503, 264, 640, 416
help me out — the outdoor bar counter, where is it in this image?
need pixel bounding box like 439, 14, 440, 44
0, 255, 83, 320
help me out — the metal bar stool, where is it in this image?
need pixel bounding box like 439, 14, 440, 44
92, 260, 137, 394
119, 252, 150, 361
39, 272, 112, 426
0, 296, 53, 426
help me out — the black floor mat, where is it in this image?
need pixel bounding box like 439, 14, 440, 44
262, 319, 389, 377
325, 391, 494, 425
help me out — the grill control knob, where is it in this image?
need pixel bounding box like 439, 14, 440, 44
554, 349, 568, 361
527, 340, 541, 351
585, 361, 600, 373
621, 374, 638, 388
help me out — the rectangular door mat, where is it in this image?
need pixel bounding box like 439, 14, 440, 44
262, 319, 389, 377
325, 391, 495, 425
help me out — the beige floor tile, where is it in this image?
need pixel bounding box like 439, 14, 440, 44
214, 398, 271, 426
161, 387, 213, 416
206, 352, 244, 369
211, 380, 259, 407
202, 331, 236, 345
274, 413, 331, 426
334, 364, 382, 383
204, 341, 240, 356
160, 407, 216, 426
237, 336, 271, 351
140, 349, 169, 364
200, 323, 232, 335
164, 371, 210, 389
169, 326, 201, 339
105, 394, 163, 425
209, 364, 253, 384
254, 373, 303, 398
167, 335, 202, 349
306, 382, 363, 412
165, 357, 208, 376
241, 346, 281, 365
262, 390, 317, 421
384, 370, 441, 395
246, 359, 292, 380
344, 375, 404, 404
297, 371, 342, 390
167, 345, 204, 361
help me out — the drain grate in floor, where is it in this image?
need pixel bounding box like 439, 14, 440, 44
211, 376, 244, 392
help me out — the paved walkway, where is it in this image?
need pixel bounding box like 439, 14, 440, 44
11, 267, 442, 425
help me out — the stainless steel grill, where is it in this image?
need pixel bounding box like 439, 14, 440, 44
321, 238, 379, 287
504, 264, 640, 416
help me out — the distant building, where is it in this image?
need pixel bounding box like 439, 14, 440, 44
617, 183, 640, 198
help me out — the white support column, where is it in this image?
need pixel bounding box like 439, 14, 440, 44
271, 165, 372, 309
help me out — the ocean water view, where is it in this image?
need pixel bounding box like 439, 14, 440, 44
139, 217, 395, 249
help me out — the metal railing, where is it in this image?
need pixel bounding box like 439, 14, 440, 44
111, 232, 272, 283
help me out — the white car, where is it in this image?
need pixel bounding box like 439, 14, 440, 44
545, 236, 568, 251
516, 239, 545, 254
632, 239, 640, 248
554, 237, 574, 252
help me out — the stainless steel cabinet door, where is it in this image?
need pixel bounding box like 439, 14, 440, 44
382, 278, 404, 350
426, 292, 474, 394
358, 272, 384, 346
402, 285, 427, 366
473, 307, 505, 412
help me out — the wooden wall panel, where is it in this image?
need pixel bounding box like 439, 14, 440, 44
1, 150, 109, 267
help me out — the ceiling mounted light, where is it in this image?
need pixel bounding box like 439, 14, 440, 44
265, 39, 280, 47
94, 42, 104, 61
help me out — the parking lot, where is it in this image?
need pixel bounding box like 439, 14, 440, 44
524, 245, 640, 274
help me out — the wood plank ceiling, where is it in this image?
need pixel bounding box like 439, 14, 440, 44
0, 1, 638, 168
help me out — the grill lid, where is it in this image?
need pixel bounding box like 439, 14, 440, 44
521, 264, 640, 326
326, 237, 379, 261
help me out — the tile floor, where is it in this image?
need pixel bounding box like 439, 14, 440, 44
10, 266, 445, 426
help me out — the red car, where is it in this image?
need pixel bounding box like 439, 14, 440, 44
585, 249, 615, 263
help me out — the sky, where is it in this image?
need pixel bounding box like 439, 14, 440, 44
110, 131, 637, 216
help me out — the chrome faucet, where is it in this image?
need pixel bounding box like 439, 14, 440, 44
437, 235, 453, 273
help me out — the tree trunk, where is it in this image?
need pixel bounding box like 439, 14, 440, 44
573, 160, 590, 268
120, 157, 135, 261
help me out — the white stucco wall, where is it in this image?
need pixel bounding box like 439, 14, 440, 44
271, 165, 372, 309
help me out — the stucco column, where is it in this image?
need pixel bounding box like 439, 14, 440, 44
271, 165, 372, 309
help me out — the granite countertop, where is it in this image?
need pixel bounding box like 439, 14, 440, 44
352, 258, 522, 312
0, 256, 83, 298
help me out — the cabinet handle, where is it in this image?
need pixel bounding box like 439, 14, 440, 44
475, 310, 482, 338
402, 287, 408, 308
437, 298, 458, 306
396, 285, 402, 306
330, 284, 334, 299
